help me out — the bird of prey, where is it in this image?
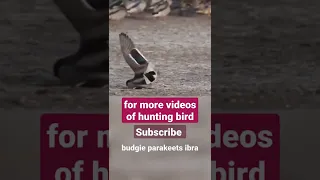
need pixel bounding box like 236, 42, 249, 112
119, 33, 158, 89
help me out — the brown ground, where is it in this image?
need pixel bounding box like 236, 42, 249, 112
1, 0, 320, 110
212, 0, 320, 109
109, 16, 211, 96
0, 0, 210, 109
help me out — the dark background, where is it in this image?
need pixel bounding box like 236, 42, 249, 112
0, 0, 211, 109
0, 0, 108, 109
212, 0, 320, 109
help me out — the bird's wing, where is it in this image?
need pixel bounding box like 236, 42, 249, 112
119, 33, 149, 75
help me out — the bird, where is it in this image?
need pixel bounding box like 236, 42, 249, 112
118, 33, 158, 89
150, 0, 172, 17
196, 0, 211, 16
124, 0, 147, 14
146, 0, 159, 9
109, 0, 127, 20
147, 0, 171, 9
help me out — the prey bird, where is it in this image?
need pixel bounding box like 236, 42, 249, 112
124, 0, 147, 14
119, 33, 158, 89
109, 0, 127, 20
148, 0, 172, 17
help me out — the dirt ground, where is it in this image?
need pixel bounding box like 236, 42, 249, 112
212, 0, 320, 109
0, 0, 210, 109
1, 0, 320, 110
0, 0, 111, 109
109, 16, 211, 96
